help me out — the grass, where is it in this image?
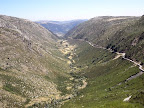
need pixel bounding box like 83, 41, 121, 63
0, 73, 32, 98
61, 40, 144, 108
0, 16, 144, 107
130, 90, 144, 105
45, 75, 72, 95
0, 18, 73, 108
67, 16, 144, 65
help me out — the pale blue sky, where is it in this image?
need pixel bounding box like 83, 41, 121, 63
0, 0, 144, 21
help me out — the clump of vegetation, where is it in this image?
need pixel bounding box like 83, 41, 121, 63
130, 91, 144, 105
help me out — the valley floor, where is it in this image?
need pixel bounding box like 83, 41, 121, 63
1, 38, 144, 108
60, 39, 144, 108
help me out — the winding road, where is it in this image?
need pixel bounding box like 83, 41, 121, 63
86, 41, 144, 79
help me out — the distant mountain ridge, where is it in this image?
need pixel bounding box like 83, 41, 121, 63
36, 19, 87, 37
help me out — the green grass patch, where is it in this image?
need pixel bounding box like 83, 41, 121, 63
61, 40, 144, 108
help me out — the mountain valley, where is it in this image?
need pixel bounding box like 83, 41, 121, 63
36, 20, 87, 37
0, 15, 144, 108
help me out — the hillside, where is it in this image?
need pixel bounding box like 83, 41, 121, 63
0, 15, 71, 107
1, 14, 144, 108
65, 16, 138, 40
36, 19, 87, 37
61, 16, 144, 107
65, 16, 144, 65
61, 39, 144, 108
105, 16, 144, 65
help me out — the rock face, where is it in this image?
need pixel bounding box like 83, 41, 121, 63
0, 15, 69, 107
36, 19, 87, 37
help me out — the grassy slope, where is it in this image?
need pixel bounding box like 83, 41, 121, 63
105, 16, 144, 64
61, 39, 144, 108
65, 16, 138, 41
0, 16, 71, 107
0, 15, 143, 107
65, 16, 144, 65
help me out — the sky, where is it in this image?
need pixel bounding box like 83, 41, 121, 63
0, 0, 144, 21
